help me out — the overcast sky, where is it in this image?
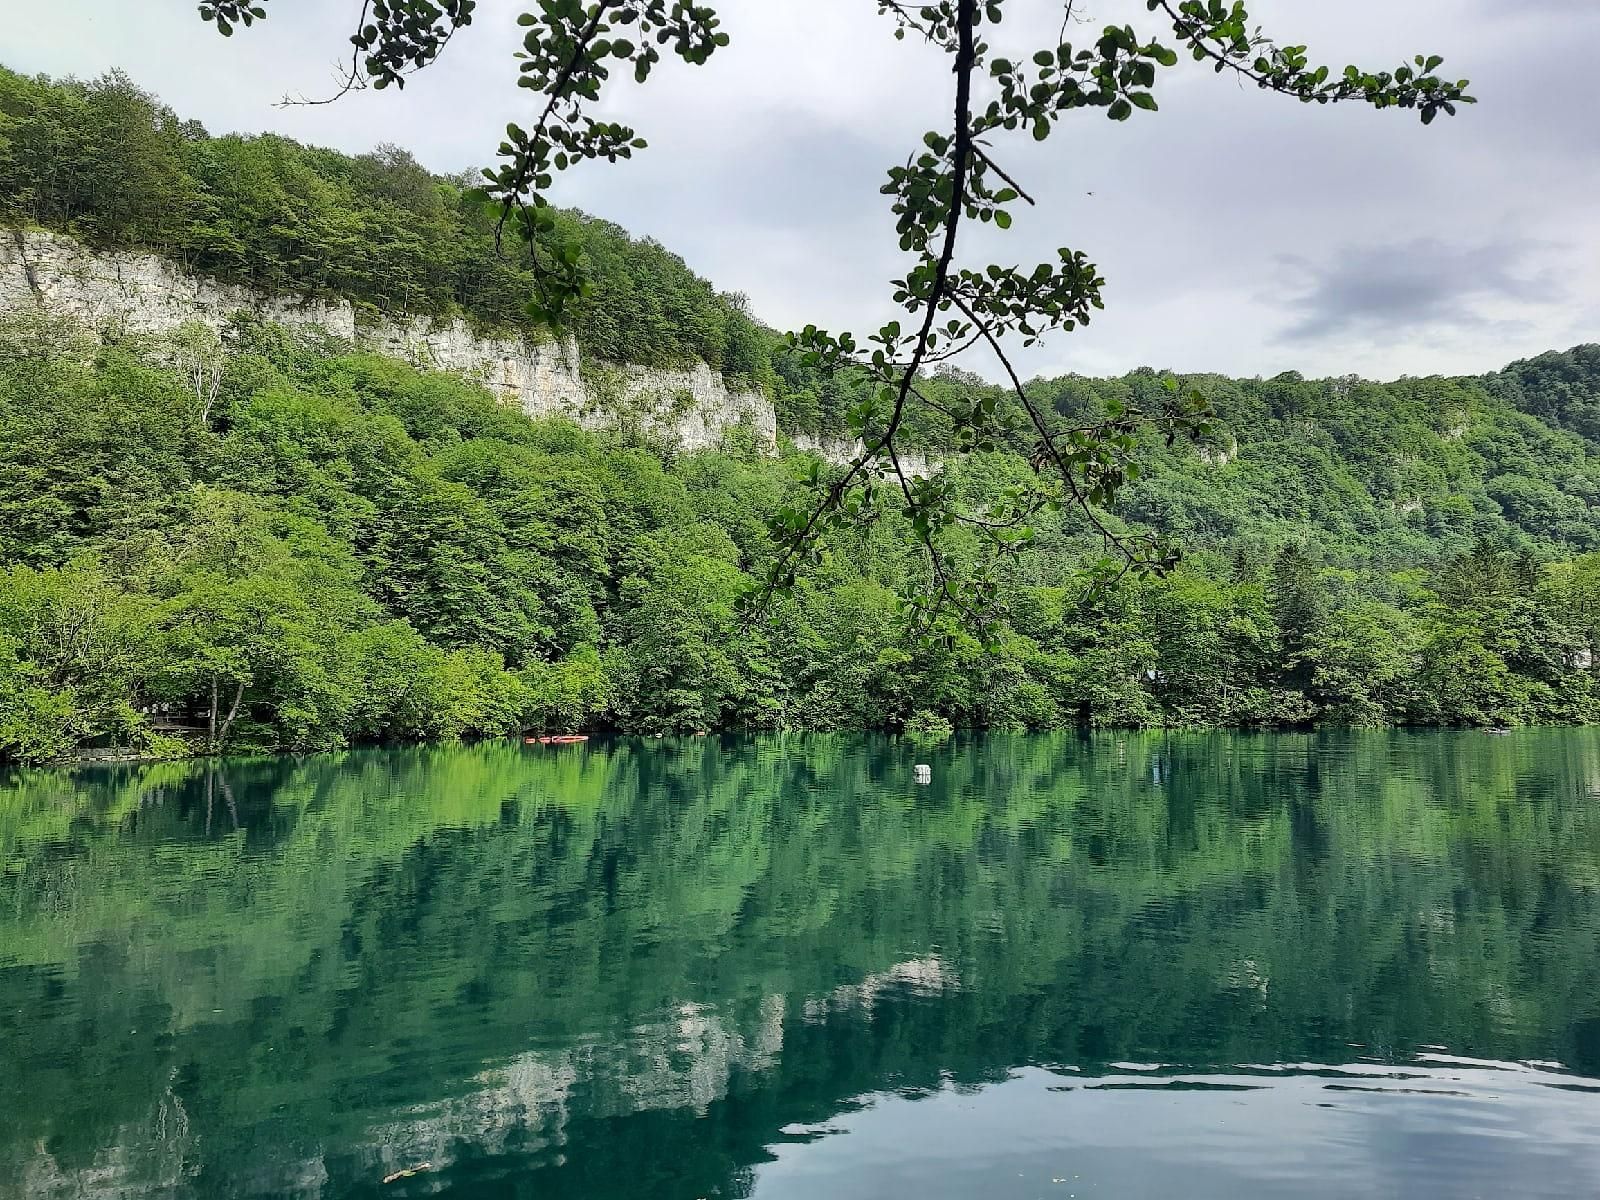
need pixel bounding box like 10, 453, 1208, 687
5, 0, 1597, 381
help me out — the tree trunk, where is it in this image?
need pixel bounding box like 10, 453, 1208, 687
208, 674, 219, 753
217, 681, 245, 753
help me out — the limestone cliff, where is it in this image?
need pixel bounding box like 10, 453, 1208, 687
788, 432, 937, 480
1, 228, 777, 453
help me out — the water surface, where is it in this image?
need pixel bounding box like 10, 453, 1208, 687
3, 731, 1600, 1197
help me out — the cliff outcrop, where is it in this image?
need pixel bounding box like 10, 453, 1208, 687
1, 228, 777, 453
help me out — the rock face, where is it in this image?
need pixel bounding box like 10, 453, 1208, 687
1197, 436, 1239, 467
1, 227, 776, 453
789, 432, 938, 480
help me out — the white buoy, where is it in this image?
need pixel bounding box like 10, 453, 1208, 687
914, 764, 932, 784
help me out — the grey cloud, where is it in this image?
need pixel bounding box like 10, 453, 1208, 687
1477, 0, 1600, 16
1275, 238, 1567, 342
1458, 14, 1600, 159
561, 114, 897, 239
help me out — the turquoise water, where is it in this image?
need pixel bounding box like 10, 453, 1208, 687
3, 731, 1600, 1197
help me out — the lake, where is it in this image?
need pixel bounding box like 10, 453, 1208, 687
3, 731, 1600, 1198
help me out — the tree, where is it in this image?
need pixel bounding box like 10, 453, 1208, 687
0, 70, 192, 246
146, 490, 373, 752
1303, 599, 1418, 726
1269, 541, 1325, 692
0, 562, 154, 761
155, 321, 228, 429
197, 0, 1472, 639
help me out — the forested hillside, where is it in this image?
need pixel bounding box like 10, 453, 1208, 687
3, 67, 1600, 762
0, 66, 777, 386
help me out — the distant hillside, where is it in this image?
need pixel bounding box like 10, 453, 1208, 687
4, 65, 1600, 760
0, 65, 778, 389
1490, 344, 1600, 443
3, 63, 1596, 572
793, 350, 1600, 570
1076, 351, 1600, 567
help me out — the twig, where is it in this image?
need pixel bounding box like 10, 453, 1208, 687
972, 145, 1036, 206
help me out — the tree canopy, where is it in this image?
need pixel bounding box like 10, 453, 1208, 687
186, 0, 1473, 632
0, 299, 1597, 763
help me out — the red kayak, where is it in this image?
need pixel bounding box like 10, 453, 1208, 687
524, 735, 590, 745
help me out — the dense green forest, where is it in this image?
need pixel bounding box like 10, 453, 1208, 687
3, 311, 1599, 763
3, 67, 1600, 763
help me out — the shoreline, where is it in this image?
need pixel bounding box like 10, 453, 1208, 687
7, 721, 1559, 774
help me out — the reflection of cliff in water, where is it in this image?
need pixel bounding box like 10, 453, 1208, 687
15, 963, 959, 1198
357, 959, 958, 1191
3, 731, 1600, 1197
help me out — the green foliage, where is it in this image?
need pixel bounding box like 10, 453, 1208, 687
0, 62, 1595, 760
737, 0, 1469, 626
0, 562, 154, 761
1492, 344, 1600, 443
113, 0, 1474, 636
2, 315, 1599, 764
905, 709, 955, 743
173, 0, 1472, 634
